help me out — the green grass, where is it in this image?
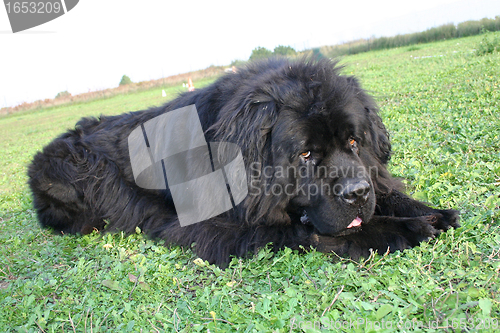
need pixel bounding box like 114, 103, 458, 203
1, 34, 499, 332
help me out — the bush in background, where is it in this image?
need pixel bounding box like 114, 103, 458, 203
476, 30, 500, 55
55, 91, 71, 99
322, 16, 500, 58
230, 59, 247, 67
248, 45, 298, 62
249, 47, 273, 61
273, 45, 297, 56
119, 75, 133, 86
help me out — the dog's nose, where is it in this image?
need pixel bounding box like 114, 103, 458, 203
341, 180, 370, 204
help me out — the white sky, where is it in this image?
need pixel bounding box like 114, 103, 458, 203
0, 0, 499, 108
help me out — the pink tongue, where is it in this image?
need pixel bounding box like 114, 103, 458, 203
347, 216, 362, 229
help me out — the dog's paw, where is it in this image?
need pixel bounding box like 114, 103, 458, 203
431, 209, 460, 231
401, 215, 441, 246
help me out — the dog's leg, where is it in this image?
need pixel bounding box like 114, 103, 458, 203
375, 190, 460, 230
155, 213, 449, 265
313, 215, 444, 259
153, 218, 317, 267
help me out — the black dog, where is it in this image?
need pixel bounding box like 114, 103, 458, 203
28, 58, 459, 266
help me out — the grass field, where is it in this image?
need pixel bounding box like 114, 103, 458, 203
1, 33, 499, 332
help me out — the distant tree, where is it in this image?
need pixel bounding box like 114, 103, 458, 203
119, 75, 132, 86
273, 45, 297, 56
55, 91, 71, 99
249, 47, 273, 61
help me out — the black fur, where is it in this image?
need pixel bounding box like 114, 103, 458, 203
28, 58, 459, 266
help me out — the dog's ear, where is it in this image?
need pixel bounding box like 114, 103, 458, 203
213, 95, 277, 163
365, 106, 391, 165
211, 95, 292, 225
347, 76, 391, 165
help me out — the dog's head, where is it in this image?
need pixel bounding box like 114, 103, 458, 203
212, 58, 393, 235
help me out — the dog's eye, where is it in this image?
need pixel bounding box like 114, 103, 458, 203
300, 151, 311, 161
349, 138, 359, 153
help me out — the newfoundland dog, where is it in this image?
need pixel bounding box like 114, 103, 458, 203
28, 58, 459, 266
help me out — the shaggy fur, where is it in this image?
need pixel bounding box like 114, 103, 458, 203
28, 58, 459, 266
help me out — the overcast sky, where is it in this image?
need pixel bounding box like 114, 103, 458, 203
1, 0, 499, 108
